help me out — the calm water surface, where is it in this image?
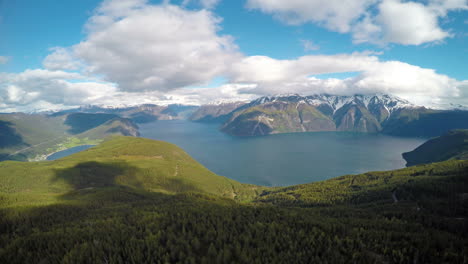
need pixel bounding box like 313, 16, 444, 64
47, 145, 95, 161
139, 120, 426, 186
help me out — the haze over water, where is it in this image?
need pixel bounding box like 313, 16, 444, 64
139, 120, 426, 186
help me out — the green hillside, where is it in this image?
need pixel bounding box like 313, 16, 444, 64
403, 129, 468, 166
1, 137, 467, 263
256, 160, 468, 209
0, 113, 139, 161
0, 137, 259, 208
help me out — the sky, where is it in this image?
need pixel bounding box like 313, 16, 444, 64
0, 0, 467, 112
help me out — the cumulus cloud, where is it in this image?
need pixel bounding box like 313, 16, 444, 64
229, 52, 379, 83
74, 1, 240, 92
1, 0, 466, 112
43, 47, 82, 70
0, 56, 9, 64
246, 0, 468, 45
224, 53, 466, 108
366, 0, 449, 45
246, 0, 375, 33
0, 69, 117, 112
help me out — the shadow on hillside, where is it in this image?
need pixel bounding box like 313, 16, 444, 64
0, 160, 209, 226
52, 161, 203, 196
0, 120, 28, 148
53, 161, 138, 190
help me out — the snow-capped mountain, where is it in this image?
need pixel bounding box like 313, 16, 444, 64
249, 93, 416, 114
220, 93, 468, 137
306, 94, 415, 113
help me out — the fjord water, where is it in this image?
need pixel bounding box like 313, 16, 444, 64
140, 120, 426, 186
47, 145, 95, 161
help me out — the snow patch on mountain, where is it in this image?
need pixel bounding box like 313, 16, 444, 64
249, 93, 417, 115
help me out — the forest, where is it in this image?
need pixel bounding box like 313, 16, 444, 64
0, 137, 467, 263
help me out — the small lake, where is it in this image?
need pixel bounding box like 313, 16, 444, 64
139, 120, 427, 186
47, 145, 95, 161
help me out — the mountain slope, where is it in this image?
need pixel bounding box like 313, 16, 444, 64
221, 94, 468, 137
403, 130, 468, 166
0, 113, 139, 161
256, 159, 468, 208
190, 101, 247, 123
382, 109, 468, 137
222, 101, 336, 136
62, 104, 199, 123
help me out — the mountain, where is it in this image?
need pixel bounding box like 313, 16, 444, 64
0, 112, 139, 161
403, 129, 468, 166
190, 101, 247, 123
381, 108, 468, 137
1, 136, 467, 263
61, 104, 199, 124
221, 94, 468, 136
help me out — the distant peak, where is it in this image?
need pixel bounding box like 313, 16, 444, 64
249, 93, 417, 113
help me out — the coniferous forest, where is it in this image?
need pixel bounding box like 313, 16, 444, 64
1, 137, 467, 263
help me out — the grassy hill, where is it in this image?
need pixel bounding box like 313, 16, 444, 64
0, 137, 259, 208
403, 129, 468, 166
0, 113, 139, 161
1, 137, 467, 263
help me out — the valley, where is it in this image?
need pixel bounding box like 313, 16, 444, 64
0, 112, 139, 161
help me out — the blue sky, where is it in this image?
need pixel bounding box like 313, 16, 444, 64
0, 0, 467, 111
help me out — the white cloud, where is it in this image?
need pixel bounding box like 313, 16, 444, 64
246, 0, 375, 33
0, 56, 9, 64
43, 47, 82, 71
229, 52, 379, 83
1, 0, 466, 112
0, 69, 117, 112
246, 0, 468, 45
300, 40, 320, 51
374, 0, 450, 45
224, 53, 466, 108
75, 1, 240, 92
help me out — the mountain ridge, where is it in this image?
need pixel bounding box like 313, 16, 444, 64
403, 129, 468, 166
218, 93, 468, 137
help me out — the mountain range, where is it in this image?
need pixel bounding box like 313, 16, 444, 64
57, 104, 198, 124
217, 94, 468, 137
40, 93, 468, 138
